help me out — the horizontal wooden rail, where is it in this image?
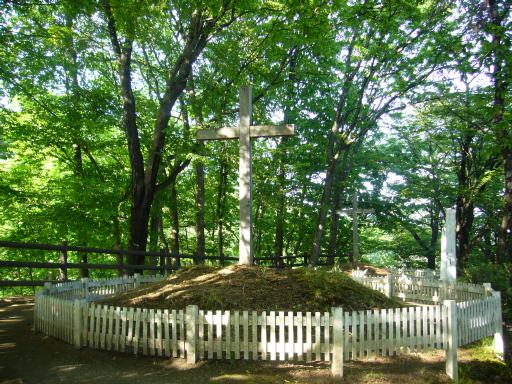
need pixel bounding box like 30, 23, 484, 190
0, 280, 49, 287
0, 260, 166, 271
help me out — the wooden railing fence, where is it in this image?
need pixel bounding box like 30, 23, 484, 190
33, 272, 504, 380
0, 240, 345, 287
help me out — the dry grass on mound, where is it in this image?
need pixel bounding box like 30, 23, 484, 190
98, 265, 401, 312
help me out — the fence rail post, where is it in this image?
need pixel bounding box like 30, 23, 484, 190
73, 299, 83, 348
492, 291, 504, 357
331, 307, 344, 378
59, 240, 68, 281
444, 299, 458, 382
385, 274, 393, 298
186, 305, 199, 364
81, 278, 89, 300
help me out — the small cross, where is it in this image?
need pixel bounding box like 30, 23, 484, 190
338, 193, 373, 263
197, 85, 295, 265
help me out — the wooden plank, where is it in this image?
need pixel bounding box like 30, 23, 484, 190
196, 124, 294, 141
279, 311, 286, 361
261, 311, 267, 360
252, 312, 258, 360
216, 310, 222, 359
306, 312, 312, 362
243, 311, 249, 360
155, 309, 162, 356
107, 306, 114, 351
415, 306, 421, 352
120, 307, 128, 353
358, 311, 364, 358
323, 312, 329, 362
171, 310, 177, 357
234, 311, 240, 359
197, 126, 239, 140
297, 312, 303, 361
250, 124, 295, 138
393, 308, 400, 355
422, 305, 428, 351
270, 311, 276, 360
225, 311, 231, 360
141, 309, 148, 355
82, 302, 89, 348
198, 310, 204, 359
101, 306, 108, 350
343, 312, 349, 361
314, 312, 321, 361
127, 307, 134, 351
180, 310, 186, 357
207, 310, 214, 359
351, 310, 357, 358
331, 307, 343, 378
133, 309, 141, 355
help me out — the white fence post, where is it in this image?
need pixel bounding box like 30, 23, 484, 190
444, 300, 458, 382
73, 299, 83, 348
385, 274, 393, 298
186, 305, 199, 364
492, 291, 504, 357
81, 278, 89, 300
134, 273, 141, 289
331, 307, 344, 378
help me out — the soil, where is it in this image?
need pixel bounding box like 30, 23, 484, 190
98, 265, 401, 312
2, 297, 511, 384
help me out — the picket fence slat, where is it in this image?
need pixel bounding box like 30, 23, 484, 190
33, 275, 502, 373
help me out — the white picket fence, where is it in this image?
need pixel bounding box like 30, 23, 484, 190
34, 272, 504, 379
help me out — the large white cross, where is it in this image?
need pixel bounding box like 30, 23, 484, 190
338, 193, 373, 263
197, 85, 295, 265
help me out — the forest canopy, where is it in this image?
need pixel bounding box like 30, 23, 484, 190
0, 0, 510, 293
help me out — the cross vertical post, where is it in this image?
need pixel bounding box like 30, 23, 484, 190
196, 85, 295, 265
239, 86, 253, 265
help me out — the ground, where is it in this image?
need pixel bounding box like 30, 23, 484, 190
1, 297, 511, 384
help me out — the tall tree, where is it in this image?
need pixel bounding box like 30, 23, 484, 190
102, 0, 238, 266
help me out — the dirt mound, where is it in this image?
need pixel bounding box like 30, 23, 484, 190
98, 266, 400, 312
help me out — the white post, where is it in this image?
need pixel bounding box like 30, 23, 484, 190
134, 273, 140, 289
441, 208, 456, 282
492, 291, 504, 357
444, 299, 458, 382
81, 277, 89, 300
331, 307, 344, 378
186, 305, 199, 364
239, 85, 253, 265
73, 299, 83, 348
385, 274, 394, 298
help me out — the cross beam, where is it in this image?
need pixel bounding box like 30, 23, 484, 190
197, 86, 295, 265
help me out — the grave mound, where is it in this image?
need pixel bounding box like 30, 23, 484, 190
99, 265, 400, 312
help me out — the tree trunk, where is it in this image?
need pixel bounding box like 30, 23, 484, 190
169, 181, 180, 268
428, 207, 440, 270
113, 213, 123, 276
485, 0, 511, 264
310, 144, 338, 265
195, 160, 205, 264
103, 2, 222, 270
148, 201, 161, 275
327, 190, 342, 266
216, 155, 228, 260
274, 142, 286, 267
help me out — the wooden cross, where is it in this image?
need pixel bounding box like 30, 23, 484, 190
338, 193, 373, 263
197, 85, 295, 265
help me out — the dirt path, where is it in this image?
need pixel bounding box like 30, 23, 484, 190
0, 298, 507, 384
